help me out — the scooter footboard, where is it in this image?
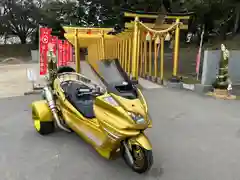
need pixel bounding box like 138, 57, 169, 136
128, 133, 152, 150
32, 100, 53, 122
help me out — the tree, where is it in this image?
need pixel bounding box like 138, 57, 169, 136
77, 0, 163, 28
42, 0, 83, 26
0, 0, 43, 44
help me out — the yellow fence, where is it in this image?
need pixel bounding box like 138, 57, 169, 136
64, 16, 182, 83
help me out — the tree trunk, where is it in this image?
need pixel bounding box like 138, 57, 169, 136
4, 33, 7, 44
234, 8, 240, 33
19, 35, 27, 44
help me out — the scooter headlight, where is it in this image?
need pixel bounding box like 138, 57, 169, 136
128, 112, 145, 124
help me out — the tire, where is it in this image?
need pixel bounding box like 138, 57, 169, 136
57, 66, 76, 74
122, 144, 153, 173
34, 120, 54, 135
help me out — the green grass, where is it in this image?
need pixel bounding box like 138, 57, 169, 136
182, 77, 200, 84
235, 96, 240, 100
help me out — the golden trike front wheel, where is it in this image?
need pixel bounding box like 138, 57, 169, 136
122, 144, 153, 173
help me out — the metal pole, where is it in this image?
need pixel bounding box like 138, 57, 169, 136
131, 16, 139, 80
101, 30, 105, 59
197, 26, 205, 80
75, 29, 80, 73
172, 18, 180, 77
160, 37, 164, 83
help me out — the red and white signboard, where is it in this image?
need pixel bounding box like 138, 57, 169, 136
39, 27, 52, 75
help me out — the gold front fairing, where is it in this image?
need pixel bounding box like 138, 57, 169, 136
128, 133, 152, 150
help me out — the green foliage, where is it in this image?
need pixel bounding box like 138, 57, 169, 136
0, 0, 43, 44
51, 25, 66, 40
1, 0, 240, 45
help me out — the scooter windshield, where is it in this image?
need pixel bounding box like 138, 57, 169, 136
97, 59, 138, 99
98, 59, 126, 85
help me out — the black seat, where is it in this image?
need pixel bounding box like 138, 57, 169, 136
61, 81, 95, 119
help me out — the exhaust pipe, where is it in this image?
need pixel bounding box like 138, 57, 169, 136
43, 86, 71, 132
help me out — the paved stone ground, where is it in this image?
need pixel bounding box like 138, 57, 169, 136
0, 63, 45, 98
1, 89, 240, 180
0, 62, 161, 98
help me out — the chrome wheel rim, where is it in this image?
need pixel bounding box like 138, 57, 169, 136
132, 145, 145, 169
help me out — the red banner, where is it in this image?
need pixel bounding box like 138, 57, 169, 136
51, 36, 58, 55
57, 40, 63, 66
63, 40, 72, 66
66, 41, 70, 65
69, 43, 73, 63
62, 41, 66, 66
39, 27, 52, 75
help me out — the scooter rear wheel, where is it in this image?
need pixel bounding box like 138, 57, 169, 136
123, 144, 153, 173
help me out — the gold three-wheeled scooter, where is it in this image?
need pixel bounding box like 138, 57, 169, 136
31, 56, 153, 173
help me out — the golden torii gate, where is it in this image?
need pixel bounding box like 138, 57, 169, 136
62, 27, 114, 73
63, 11, 194, 82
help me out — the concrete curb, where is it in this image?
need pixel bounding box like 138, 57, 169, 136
164, 82, 237, 100
139, 76, 165, 88
24, 87, 43, 96
166, 82, 213, 94
139, 76, 216, 95
164, 81, 214, 94
24, 90, 42, 95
